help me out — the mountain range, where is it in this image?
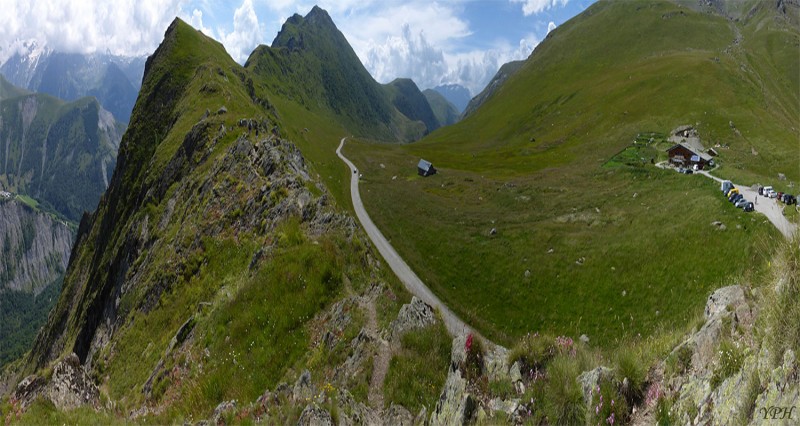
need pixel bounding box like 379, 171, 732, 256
0, 43, 145, 123
0, 1, 798, 424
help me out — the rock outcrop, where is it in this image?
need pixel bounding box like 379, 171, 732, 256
10, 353, 99, 411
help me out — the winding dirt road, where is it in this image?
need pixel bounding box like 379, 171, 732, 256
336, 138, 479, 340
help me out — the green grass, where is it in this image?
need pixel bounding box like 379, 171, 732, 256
384, 320, 451, 413
348, 140, 777, 346
14, 194, 39, 210
343, 0, 794, 347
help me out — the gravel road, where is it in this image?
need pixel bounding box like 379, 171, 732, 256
336, 138, 481, 340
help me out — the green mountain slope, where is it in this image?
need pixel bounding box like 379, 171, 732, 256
423, 88, 460, 127
384, 78, 440, 133
3, 17, 447, 423
0, 76, 29, 101
0, 76, 124, 222
461, 60, 523, 118
244, 6, 427, 143
345, 0, 798, 345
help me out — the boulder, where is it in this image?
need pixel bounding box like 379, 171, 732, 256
46, 353, 100, 410
430, 369, 475, 426
390, 297, 436, 341
297, 404, 333, 426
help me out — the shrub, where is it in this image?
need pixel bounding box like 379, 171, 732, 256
508, 332, 557, 373
615, 350, 647, 406
543, 356, 585, 425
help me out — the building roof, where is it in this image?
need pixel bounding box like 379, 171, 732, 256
667, 140, 713, 162
418, 159, 433, 171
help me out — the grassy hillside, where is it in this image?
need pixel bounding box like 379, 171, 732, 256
423, 88, 460, 127
384, 78, 439, 133
346, 0, 797, 346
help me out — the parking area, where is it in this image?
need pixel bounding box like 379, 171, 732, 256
697, 170, 797, 239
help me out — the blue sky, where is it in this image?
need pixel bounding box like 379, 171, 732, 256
0, 0, 595, 95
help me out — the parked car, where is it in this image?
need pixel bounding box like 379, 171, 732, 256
727, 187, 740, 198
735, 198, 749, 208
757, 186, 764, 196
731, 193, 744, 203
722, 180, 734, 194
744, 202, 754, 212
782, 194, 796, 205
682, 169, 693, 174
768, 190, 778, 199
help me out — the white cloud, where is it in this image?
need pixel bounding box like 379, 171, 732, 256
510, 0, 569, 16
547, 21, 557, 34
0, 0, 184, 63
215, 0, 264, 63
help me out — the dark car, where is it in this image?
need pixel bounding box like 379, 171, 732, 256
757, 186, 764, 196
744, 202, 754, 212
682, 169, 693, 174
730, 193, 743, 203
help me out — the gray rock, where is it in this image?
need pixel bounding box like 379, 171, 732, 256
11, 375, 45, 409
217, 106, 228, 115
337, 329, 375, 381
46, 353, 100, 410
390, 297, 437, 341
484, 344, 510, 381
414, 406, 428, 425
580, 334, 590, 344
704, 285, 746, 320
293, 370, 314, 403
488, 397, 520, 415
711, 221, 726, 231
576, 366, 614, 409
211, 400, 237, 424
489, 228, 497, 236
384, 404, 414, 425
752, 349, 800, 424
297, 404, 333, 426
336, 389, 379, 425
450, 334, 468, 372
430, 369, 475, 426
509, 361, 522, 383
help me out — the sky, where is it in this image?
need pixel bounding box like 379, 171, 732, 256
0, 0, 595, 96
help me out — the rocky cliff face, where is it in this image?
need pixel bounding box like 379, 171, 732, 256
0, 200, 73, 293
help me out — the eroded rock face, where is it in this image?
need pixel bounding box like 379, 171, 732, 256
577, 366, 615, 409
390, 297, 436, 341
